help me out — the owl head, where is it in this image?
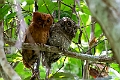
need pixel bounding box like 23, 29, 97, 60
32, 12, 53, 28
58, 17, 79, 39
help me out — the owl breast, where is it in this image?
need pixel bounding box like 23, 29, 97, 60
33, 28, 49, 44
21, 12, 53, 68
43, 17, 78, 68
27, 23, 50, 44
49, 28, 71, 49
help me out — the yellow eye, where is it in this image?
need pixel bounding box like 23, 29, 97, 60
67, 21, 71, 26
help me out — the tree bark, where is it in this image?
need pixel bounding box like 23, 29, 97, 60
86, 0, 120, 65
0, 0, 21, 80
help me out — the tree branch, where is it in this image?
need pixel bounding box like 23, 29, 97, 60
0, 65, 11, 80
4, 39, 115, 63
0, 0, 21, 79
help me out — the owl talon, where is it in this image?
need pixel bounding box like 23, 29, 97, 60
35, 43, 40, 45
58, 47, 65, 51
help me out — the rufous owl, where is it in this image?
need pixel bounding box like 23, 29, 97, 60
42, 17, 78, 77
21, 12, 53, 79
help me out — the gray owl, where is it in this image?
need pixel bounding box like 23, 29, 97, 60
42, 17, 78, 78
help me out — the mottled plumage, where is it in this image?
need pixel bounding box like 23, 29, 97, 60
43, 17, 78, 78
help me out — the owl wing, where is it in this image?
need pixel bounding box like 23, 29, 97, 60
21, 26, 38, 68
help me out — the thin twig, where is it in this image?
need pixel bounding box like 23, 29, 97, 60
83, 17, 96, 79
34, 0, 38, 11
52, 57, 67, 77
58, 0, 61, 20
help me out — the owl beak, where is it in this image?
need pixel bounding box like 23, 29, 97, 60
42, 24, 45, 28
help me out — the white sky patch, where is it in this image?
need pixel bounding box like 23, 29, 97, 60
52, 0, 57, 2
21, 1, 27, 7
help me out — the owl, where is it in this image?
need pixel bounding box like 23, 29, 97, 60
21, 12, 53, 79
42, 17, 78, 78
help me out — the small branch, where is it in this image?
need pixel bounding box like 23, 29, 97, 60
22, 44, 115, 63
0, 65, 11, 80
63, 50, 114, 63
58, 0, 61, 20
34, 0, 38, 11
60, 1, 72, 9
83, 17, 96, 79
14, 0, 27, 49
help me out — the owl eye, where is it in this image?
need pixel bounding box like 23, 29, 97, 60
47, 18, 50, 23
38, 18, 42, 21
67, 21, 71, 26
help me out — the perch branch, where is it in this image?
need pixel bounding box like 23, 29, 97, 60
22, 43, 115, 63
4, 39, 115, 63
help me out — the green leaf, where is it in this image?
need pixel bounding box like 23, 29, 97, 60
50, 72, 78, 80
0, 4, 10, 20
95, 23, 102, 37
0, 4, 4, 8
15, 62, 32, 79
26, 0, 34, 5
0, 78, 3, 80
38, 0, 57, 14
5, 12, 16, 22
6, 53, 21, 62
80, 2, 91, 15
23, 5, 33, 12
110, 63, 120, 73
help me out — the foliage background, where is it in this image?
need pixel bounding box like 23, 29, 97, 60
0, 0, 120, 80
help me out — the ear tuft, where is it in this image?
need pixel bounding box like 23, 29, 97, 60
33, 12, 41, 17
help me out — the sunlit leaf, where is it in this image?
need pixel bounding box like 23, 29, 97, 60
50, 72, 79, 80
5, 12, 16, 22
0, 4, 10, 20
